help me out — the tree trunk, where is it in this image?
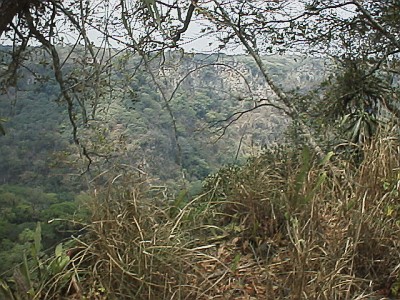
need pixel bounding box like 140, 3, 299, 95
0, 0, 33, 36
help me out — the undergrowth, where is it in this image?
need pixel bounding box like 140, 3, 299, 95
2, 130, 400, 299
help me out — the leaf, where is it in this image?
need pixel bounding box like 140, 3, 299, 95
34, 222, 42, 255
340, 114, 351, 127
47, 246, 70, 275
0, 278, 15, 300
351, 117, 362, 143
231, 253, 241, 272
386, 205, 394, 217
21, 252, 33, 291
391, 277, 400, 296
314, 172, 327, 191
169, 189, 187, 217
294, 146, 311, 196
320, 151, 334, 166
55, 243, 63, 258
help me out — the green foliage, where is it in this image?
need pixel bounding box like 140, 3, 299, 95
0, 223, 75, 300
47, 243, 70, 276
201, 144, 333, 243
198, 130, 400, 298
0, 46, 310, 186
9, 129, 397, 299
317, 60, 395, 146
25, 174, 216, 299
340, 109, 378, 144
0, 185, 82, 276
2, 1, 400, 298
292, 146, 312, 205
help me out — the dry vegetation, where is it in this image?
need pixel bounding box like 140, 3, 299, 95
5, 127, 400, 300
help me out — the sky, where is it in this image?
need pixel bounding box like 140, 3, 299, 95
0, 0, 356, 55
81, 0, 234, 54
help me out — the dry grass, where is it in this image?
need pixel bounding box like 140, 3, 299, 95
34, 130, 400, 299
195, 130, 400, 299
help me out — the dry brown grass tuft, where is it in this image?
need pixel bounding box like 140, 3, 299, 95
30, 175, 204, 299
197, 130, 400, 299
36, 131, 400, 299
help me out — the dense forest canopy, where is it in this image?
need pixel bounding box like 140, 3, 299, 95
1, 0, 400, 299
1, 46, 310, 185
1, 0, 400, 157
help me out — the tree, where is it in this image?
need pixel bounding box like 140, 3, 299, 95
0, 0, 37, 36
1, 0, 400, 163
289, 1, 400, 146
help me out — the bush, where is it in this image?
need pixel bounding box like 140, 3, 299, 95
3, 131, 400, 299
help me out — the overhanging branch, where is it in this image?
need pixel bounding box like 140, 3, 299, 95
0, 0, 32, 36
172, 0, 198, 43
25, 10, 93, 173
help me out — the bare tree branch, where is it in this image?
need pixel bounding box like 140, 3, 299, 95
0, 0, 32, 36
352, 0, 400, 50
173, 0, 198, 43
212, 0, 325, 158
24, 9, 95, 173
211, 102, 287, 142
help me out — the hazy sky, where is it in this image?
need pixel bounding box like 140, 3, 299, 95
1, 0, 355, 55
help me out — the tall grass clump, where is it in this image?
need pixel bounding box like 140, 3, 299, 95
200, 129, 400, 299
5, 131, 400, 299
28, 173, 224, 300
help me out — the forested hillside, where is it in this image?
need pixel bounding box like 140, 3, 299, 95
0, 46, 325, 278
1, 47, 324, 187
